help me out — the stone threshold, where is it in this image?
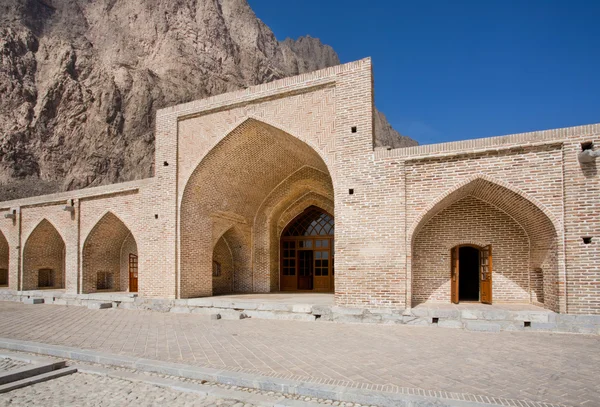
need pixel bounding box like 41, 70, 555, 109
1, 289, 599, 335
0, 337, 568, 407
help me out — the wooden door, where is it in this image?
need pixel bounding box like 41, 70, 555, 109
281, 241, 297, 290
313, 239, 331, 292
480, 245, 492, 304
128, 254, 138, 293
298, 250, 313, 290
451, 246, 459, 304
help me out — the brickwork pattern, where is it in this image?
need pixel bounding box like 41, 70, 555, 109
413, 196, 530, 304
22, 219, 65, 290
82, 212, 136, 293
212, 236, 234, 295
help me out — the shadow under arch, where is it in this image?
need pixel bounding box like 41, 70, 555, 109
409, 175, 561, 312
179, 118, 334, 298
23, 219, 66, 290
82, 211, 138, 294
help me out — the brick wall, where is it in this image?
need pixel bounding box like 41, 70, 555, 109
22, 219, 65, 290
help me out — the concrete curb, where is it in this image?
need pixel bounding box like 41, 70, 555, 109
0, 367, 77, 393
0, 337, 567, 407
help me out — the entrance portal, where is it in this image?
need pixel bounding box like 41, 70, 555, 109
280, 206, 334, 292
459, 246, 479, 301
451, 245, 492, 304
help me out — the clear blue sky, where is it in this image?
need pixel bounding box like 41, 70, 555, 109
248, 0, 599, 145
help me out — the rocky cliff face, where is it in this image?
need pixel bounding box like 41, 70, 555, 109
0, 0, 417, 201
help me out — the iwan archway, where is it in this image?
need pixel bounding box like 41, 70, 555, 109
180, 118, 335, 299
410, 176, 562, 312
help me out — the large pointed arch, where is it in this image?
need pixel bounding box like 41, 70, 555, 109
409, 175, 563, 312
82, 212, 138, 294
22, 219, 65, 290
179, 118, 334, 298
0, 230, 9, 287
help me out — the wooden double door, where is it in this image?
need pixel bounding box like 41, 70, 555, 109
451, 245, 492, 304
281, 237, 334, 292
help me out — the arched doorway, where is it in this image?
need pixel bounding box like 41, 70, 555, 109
179, 118, 334, 298
280, 206, 334, 292
82, 212, 138, 294
23, 219, 65, 290
450, 245, 492, 304
0, 230, 9, 287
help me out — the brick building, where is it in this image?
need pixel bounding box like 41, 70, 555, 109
1, 58, 598, 314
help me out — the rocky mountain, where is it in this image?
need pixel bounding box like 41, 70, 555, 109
0, 0, 417, 201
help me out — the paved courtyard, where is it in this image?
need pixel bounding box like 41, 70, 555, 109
0, 372, 257, 407
0, 301, 598, 406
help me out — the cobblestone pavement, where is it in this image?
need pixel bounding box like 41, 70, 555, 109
0, 372, 256, 407
0, 302, 598, 406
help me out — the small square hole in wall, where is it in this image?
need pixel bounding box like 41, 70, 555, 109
163, 161, 169, 166
155, 214, 159, 219
581, 141, 594, 151
583, 237, 592, 244
349, 189, 354, 195
524, 321, 531, 328
432, 317, 439, 324
351, 126, 357, 133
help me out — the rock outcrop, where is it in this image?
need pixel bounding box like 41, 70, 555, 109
0, 0, 417, 201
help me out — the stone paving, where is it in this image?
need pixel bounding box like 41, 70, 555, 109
0, 372, 256, 407
0, 301, 598, 406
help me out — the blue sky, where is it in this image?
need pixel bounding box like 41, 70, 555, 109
248, 0, 600, 145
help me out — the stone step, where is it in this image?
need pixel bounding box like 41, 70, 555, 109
22, 298, 44, 305
0, 366, 77, 393
87, 302, 112, 310
0, 361, 66, 385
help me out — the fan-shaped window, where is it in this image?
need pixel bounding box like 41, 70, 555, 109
283, 207, 334, 237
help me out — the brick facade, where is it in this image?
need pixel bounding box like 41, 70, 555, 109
0, 59, 598, 314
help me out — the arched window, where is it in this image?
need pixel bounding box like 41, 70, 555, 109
283, 206, 334, 237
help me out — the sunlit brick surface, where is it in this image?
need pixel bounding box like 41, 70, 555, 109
0, 59, 598, 314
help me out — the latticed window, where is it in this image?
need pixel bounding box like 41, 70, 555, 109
0, 269, 7, 286
97, 272, 113, 290
212, 261, 221, 277
283, 206, 334, 237
38, 269, 54, 288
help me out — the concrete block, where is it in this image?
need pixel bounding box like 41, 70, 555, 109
482, 310, 510, 320
410, 307, 430, 317
87, 302, 112, 310
464, 320, 501, 332
461, 309, 484, 320
169, 307, 191, 314
228, 302, 259, 310
186, 298, 214, 307
310, 305, 332, 316
210, 314, 221, 320
512, 311, 550, 323
22, 298, 44, 305
257, 302, 292, 312
529, 322, 558, 331
330, 306, 364, 315
332, 314, 364, 324
430, 309, 459, 319
291, 304, 312, 314
0, 367, 77, 394
403, 317, 430, 326
437, 320, 463, 329
217, 309, 246, 320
